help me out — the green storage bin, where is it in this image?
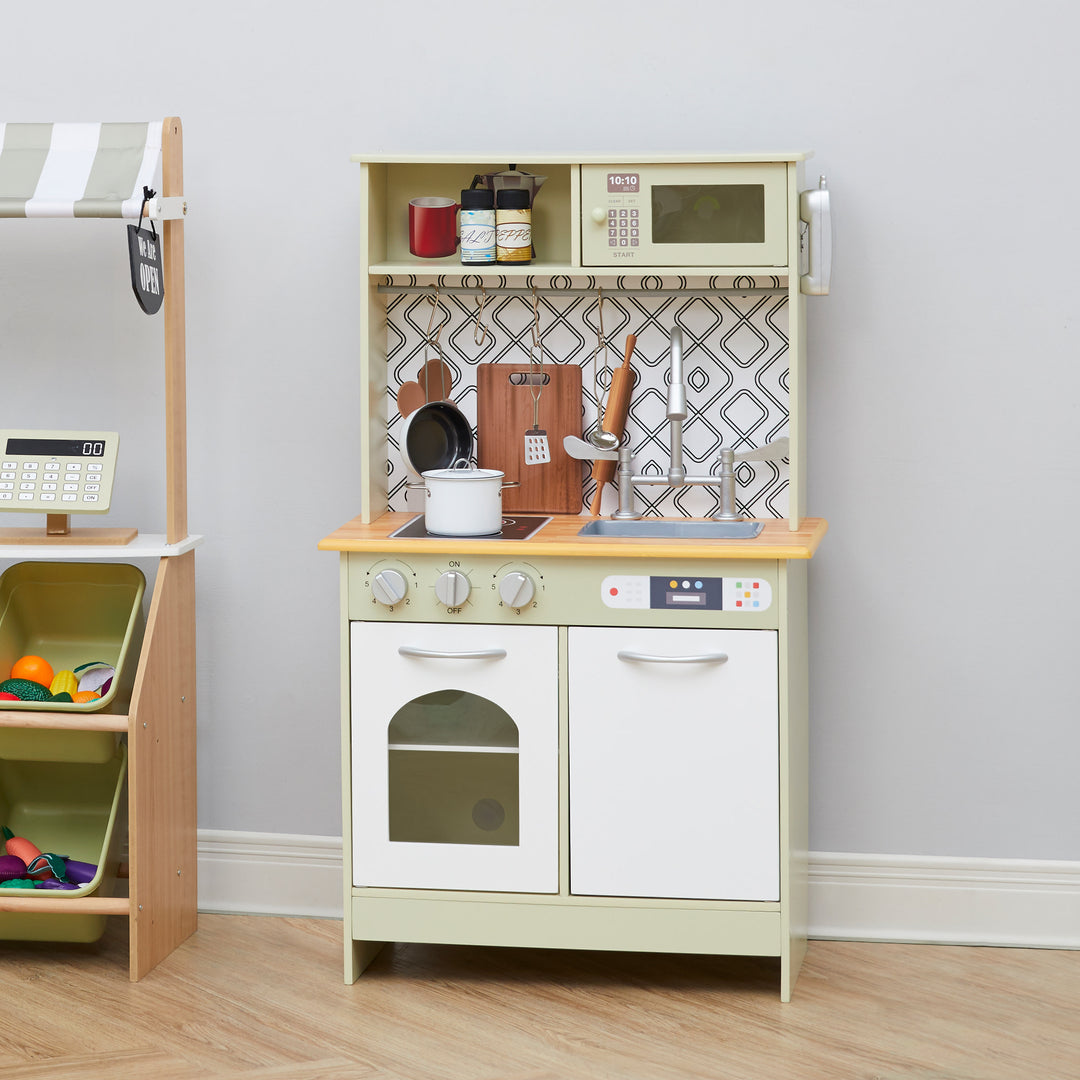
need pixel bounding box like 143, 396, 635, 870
0, 743, 126, 942
0, 562, 145, 762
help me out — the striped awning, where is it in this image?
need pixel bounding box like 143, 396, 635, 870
0, 121, 162, 218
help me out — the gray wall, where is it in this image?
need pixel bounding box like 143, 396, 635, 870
2, 1, 1077, 860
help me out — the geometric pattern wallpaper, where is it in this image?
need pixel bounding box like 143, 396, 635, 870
383, 275, 789, 519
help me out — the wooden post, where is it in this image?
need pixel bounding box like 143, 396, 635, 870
161, 118, 188, 545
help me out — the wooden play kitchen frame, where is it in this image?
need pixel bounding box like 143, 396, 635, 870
0, 118, 198, 978
322, 152, 828, 1000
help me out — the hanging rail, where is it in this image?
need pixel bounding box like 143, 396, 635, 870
376, 283, 787, 298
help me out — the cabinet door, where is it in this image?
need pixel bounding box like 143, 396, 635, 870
351, 622, 558, 893
568, 626, 779, 901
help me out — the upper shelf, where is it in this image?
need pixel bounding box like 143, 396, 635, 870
351, 152, 811, 165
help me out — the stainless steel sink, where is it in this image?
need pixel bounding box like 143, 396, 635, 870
576, 519, 764, 540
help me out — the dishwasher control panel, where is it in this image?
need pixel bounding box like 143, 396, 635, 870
601, 574, 772, 612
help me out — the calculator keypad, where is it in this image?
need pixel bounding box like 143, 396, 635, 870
0, 432, 116, 513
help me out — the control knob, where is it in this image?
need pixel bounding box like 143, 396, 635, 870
498, 571, 536, 609
370, 568, 407, 606
435, 570, 471, 607
590, 206, 607, 224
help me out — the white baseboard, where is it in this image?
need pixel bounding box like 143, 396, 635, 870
809, 851, 1080, 949
197, 832, 1080, 949
197, 830, 343, 919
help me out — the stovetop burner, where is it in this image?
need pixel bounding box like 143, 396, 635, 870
389, 514, 551, 541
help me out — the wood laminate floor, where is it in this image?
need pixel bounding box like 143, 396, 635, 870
0, 915, 1076, 1079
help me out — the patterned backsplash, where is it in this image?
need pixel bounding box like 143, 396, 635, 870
384, 275, 790, 519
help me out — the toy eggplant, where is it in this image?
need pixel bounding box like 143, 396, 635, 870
0, 853, 28, 882
63, 859, 98, 885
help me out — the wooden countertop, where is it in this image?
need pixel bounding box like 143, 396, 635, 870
319, 513, 827, 561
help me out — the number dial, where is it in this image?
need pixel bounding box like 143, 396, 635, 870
371, 569, 407, 606
498, 571, 535, 609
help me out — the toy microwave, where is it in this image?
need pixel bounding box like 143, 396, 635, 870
580, 160, 792, 269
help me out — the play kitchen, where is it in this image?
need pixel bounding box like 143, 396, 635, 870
321, 152, 830, 1000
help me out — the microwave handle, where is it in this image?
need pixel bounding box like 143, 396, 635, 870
800, 175, 832, 296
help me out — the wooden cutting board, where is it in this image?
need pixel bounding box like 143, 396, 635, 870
477, 363, 583, 514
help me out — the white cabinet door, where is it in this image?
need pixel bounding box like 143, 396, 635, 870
351, 622, 558, 893
568, 627, 779, 901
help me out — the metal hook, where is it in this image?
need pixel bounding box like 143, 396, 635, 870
591, 286, 612, 425
473, 287, 490, 347
528, 287, 544, 412
424, 285, 448, 400
530, 286, 542, 351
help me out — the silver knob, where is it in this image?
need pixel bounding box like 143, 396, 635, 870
371, 569, 407, 606
435, 570, 471, 607
498, 571, 535, 609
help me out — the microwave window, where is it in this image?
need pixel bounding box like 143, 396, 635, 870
651, 184, 766, 244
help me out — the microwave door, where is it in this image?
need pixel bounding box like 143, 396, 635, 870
581, 163, 789, 268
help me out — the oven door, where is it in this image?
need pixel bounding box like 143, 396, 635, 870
351, 621, 558, 892
581, 162, 789, 267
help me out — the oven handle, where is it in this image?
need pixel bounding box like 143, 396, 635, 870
616, 650, 729, 665
398, 646, 508, 661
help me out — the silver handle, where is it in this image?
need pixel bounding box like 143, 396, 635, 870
563, 434, 618, 461
398, 646, 507, 660
734, 436, 790, 462
616, 650, 729, 665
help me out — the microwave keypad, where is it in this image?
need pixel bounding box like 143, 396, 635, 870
608, 207, 640, 248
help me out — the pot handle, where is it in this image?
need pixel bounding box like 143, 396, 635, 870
500, 481, 521, 490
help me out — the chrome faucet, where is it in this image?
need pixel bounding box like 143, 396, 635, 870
565, 326, 790, 520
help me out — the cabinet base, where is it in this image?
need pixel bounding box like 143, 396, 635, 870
347, 894, 803, 998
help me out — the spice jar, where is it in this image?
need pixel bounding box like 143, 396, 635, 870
495, 189, 532, 264
460, 188, 496, 265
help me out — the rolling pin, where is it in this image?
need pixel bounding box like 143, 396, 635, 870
589, 334, 637, 516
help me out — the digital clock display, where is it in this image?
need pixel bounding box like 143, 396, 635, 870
607, 173, 640, 193
6, 437, 107, 457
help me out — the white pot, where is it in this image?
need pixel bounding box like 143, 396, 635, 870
415, 468, 519, 536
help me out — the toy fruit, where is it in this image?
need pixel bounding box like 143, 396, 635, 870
0, 692, 17, 702
72, 690, 101, 704
10, 654, 54, 687
49, 692, 73, 703
49, 670, 78, 697
0, 678, 52, 702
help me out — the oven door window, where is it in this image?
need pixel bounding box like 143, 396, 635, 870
350, 621, 558, 893
651, 184, 765, 245
388, 690, 520, 847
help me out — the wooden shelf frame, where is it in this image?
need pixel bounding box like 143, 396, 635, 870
0, 118, 197, 979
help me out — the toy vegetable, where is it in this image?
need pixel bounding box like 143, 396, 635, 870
0, 853, 28, 882
2, 825, 42, 867
25, 852, 67, 881
48, 670, 79, 697
64, 859, 98, 885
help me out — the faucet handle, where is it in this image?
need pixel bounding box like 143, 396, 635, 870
563, 435, 619, 461
734, 436, 790, 463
